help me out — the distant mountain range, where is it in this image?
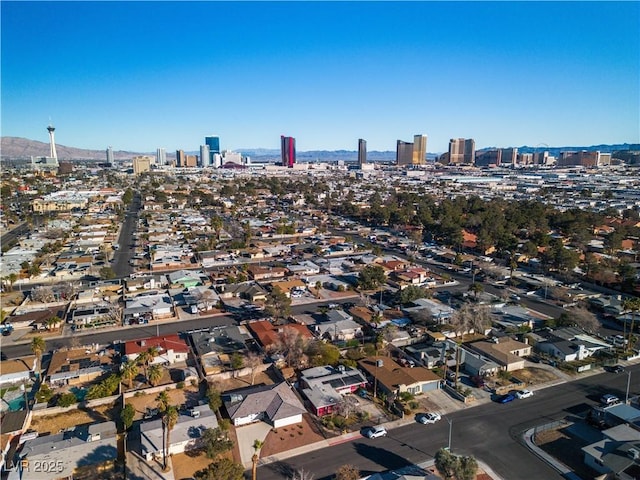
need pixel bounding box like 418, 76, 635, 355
1, 136, 637, 162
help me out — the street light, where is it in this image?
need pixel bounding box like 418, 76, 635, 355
626, 370, 632, 404
445, 417, 453, 452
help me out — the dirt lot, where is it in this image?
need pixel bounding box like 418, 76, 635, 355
535, 426, 598, 479
125, 385, 201, 420
214, 370, 277, 392
260, 415, 326, 457
513, 367, 560, 385
30, 403, 118, 434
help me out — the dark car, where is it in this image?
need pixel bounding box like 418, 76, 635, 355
606, 365, 625, 373
497, 393, 516, 404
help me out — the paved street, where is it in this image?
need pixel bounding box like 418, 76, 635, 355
256, 364, 640, 480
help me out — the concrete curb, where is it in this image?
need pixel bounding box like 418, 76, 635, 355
522, 427, 584, 480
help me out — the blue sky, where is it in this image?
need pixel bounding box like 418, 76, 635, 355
2, 1, 638, 153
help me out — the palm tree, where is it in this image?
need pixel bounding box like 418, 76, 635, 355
46, 316, 62, 331
156, 390, 170, 414
163, 405, 178, 471
623, 297, 640, 351
136, 346, 158, 381
148, 364, 163, 387
251, 439, 264, 480
30, 336, 46, 373
121, 360, 139, 389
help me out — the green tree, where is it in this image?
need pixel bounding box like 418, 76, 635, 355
162, 405, 178, 470
137, 347, 158, 381
396, 285, 427, 306
206, 384, 222, 413
623, 297, 640, 350
122, 188, 134, 205
251, 439, 264, 480
230, 352, 244, 375
121, 360, 139, 389
468, 282, 484, 302
193, 458, 244, 480
46, 315, 62, 331
121, 403, 135, 430
455, 455, 479, 480
148, 364, 163, 386
306, 340, 340, 366
156, 390, 170, 413
435, 448, 457, 480
358, 265, 386, 290
99, 266, 116, 280
201, 427, 234, 459
264, 286, 292, 324
56, 392, 78, 407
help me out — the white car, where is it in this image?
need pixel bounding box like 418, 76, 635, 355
363, 425, 387, 438
516, 389, 533, 399
417, 412, 441, 424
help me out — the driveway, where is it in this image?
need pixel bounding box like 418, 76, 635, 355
234, 421, 272, 468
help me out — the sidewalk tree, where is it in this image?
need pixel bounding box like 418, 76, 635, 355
30, 336, 46, 372
251, 439, 264, 480
434, 448, 457, 480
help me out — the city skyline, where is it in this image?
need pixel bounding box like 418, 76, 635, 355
1, 1, 638, 153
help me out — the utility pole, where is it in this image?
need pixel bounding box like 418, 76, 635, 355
626, 371, 632, 404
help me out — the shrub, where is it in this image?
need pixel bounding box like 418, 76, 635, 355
57, 392, 77, 407
176, 381, 185, 389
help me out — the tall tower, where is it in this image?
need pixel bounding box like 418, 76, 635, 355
281, 136, 296, 168
205, 136, 220, 165
200, 145, 210, 167
396, 140, 413, 166
156, 148, 166, 166
47, 124, 58, 161
358, 139, 367, 167
412, 135, 427, 165
106, 146, 114, 164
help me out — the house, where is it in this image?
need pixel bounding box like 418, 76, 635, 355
535, 327, 609, 362
313, 310, 362, 341
123, 334, 189, 365
190, 325, 254, 375
47, 348, 114, 386
123, 293, 174, 325
9, 422, 118, 480
358, 356, 441, 397
402, 298, 455, 325
299, 365, 367, 416
246, 265, 287, 281
222, 382, 306, 428
0, 358, 36, 387
582, 424, 640, 477
462, 352, 500, 377
124, 275, 167, 293
286, 261, 321, 276
167, 269, 205, 289
271, 279, 307, 298
217, 282, 267, 303
7, 308, 66, 331
467, 337, 531, 372
247, 320, 313, 349
140, 405, 218, 461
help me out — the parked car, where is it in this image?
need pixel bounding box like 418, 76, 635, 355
363, 425, 387, 438
416, 412, 441, 424
497, 393, 516, 404
516, 389, 533, 399
605, 365, 625, 373
601, 394, 620, 406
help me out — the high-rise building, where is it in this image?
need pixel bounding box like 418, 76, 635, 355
47, 124, 58, 161
185, 155, 198, 168
412, 135, 428, 165
396, 140, 414, 166
132, 156, 152, 175
358, 139, 367, 167
500, 148, 517, 166
448, 138, 475, 164
281, 136, 296, 168
156, 148, 166, 166
205, 136, 220, 165
176, 150, 186, 168
200, 145, 210, 167
106, 146, 114, 164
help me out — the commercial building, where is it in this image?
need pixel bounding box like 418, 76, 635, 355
156, 147, 167, 166
200, 144, 210, 167
281, 136, 296, 168
412, 134, 428, 165
176, 149, 185, 168
396, 140, 414, 166
447, 138, 476, 164
358, 138, 367, 167
133, 156, 152, 175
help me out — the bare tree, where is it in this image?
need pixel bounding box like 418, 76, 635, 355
448, 303, 492, 385
291, 468, 314, 480
269, 327, 307, 367
335, 395, 359, 420
30, 286, 55, 303
246, 351, 263, 385
335, 465, 360, 480
569, 306, 600, 333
